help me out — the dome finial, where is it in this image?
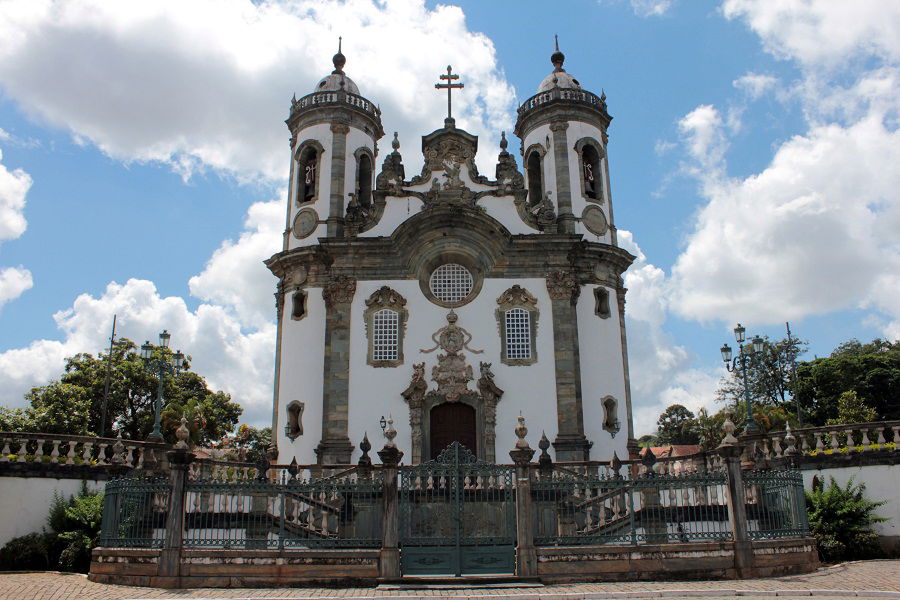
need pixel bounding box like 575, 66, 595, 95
551, 34, 565, 72
332, 36, 346, 74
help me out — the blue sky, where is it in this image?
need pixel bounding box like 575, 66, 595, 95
0, 0, 898, 436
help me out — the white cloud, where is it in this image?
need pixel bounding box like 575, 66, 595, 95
0, 0, 517, 181
0, 278, 276, 427
0, 148, 30, 242
677, 104, 728, 179
598, 0, 673, 18
722, 0, 900, 68
0, 266, 32, 309
733, 72, 777, 99
188, 198, 283, 329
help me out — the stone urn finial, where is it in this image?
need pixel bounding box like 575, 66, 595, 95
174, 414, 191, 451
515, 414, 530, 449
720, 416, 739, 446
783, 422, 798, 456
111, 430, 126, 465
384, 415, 397, 449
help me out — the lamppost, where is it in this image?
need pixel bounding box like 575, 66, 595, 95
140, 330, 186, 442
720, 323, 763, 434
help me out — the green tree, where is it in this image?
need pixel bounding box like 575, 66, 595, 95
825, 391, 878, 426
717, 334, 807, 408
655, 404, 700, 445
793, 338, 900, 424
3, 339, 242, 443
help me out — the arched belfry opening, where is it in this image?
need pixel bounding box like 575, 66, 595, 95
296, 145, 319, 204
430, 403, 476, 459
357, 152, 373, 209
581, 143, 601, 200
526, 149, 544, 207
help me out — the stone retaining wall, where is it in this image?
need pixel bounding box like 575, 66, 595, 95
535, 538, 819, 583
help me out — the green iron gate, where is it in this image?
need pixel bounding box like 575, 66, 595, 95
399, 442, 516, 576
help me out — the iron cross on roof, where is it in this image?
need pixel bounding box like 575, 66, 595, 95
435, 65, 464, 120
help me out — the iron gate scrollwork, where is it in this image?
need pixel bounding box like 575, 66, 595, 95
399, 442, 515, 576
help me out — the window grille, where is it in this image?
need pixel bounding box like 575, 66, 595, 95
372, 309, 399, 361
505, 308, 531, 360
429, 264, 473, 304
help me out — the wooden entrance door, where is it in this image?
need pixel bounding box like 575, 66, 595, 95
430, 403, 476, 459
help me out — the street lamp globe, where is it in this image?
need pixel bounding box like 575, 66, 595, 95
158, 330, 171, 349
140, 341, 153, 360
720, 344, 733, 363
733, 323, 746, 344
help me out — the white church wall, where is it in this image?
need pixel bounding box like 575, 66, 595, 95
288, 123, 333, 251
345, 277, 560, 463
0, 477, 104, 546
577, 284, 629, 461
478, 195, 537, 236
275, 287, 327, 465
362, 196, 424, 238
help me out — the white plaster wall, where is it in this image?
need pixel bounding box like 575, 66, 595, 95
289, 123, 333, 251
801, 464, 900, 541
0, 477, 104, 546
478, 195, 538, 236
345, 278, 560, 464
566, 121, 613, 245
363, 196, 424, 238
576, 284, 629, 461
275, 288, 327, 465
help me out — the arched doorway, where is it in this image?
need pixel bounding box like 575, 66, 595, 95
429, 403, 476, 459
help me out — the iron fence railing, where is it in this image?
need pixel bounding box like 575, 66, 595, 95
532, 468, 732, 546
100, 476, 170, 548
744, 469, 809, 540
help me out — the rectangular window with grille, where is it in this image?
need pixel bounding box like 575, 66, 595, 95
505, 308, 531, 360
373, 309, 399, 361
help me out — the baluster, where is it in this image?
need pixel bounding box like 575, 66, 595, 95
476, 475, 483, 490
49, 440, 61, 463
801, 434, 810, 452
82, 442, 93, 464
125, 446, 134, 467
17, 439, 27, 462
710, 484, 718, 505
33, 439, 45, 463
829, 430, 840, 451
96, 443, 108, 465
814, 432, 824, 451
845, 429, 856, 451
65, 441, 77, 465
876, 427, 886, 445
0, 438, 10, 462
892, 426, 900, 447
861, 429, 872, 450
772, 436, 783, 458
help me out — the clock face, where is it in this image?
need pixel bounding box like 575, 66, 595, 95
292, 208, 319, 239
582, 205, 608, 236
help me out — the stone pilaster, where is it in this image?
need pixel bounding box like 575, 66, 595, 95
270, 280, 286, 455
327, 123, 349, 237
546, 270, 590, 461
550, 121, 575, 234
316, 275, 356, 464
378, 443, 403, 580
616, 282, 639, 458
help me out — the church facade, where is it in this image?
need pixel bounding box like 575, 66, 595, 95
266, 43, 637, 465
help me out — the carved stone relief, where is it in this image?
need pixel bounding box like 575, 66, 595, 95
322, 274, 356, 307
292, 207, 319, 239
582, 205, 609, 236
546, 269, 580, 304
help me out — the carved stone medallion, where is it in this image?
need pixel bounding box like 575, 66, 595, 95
292, 208, 319, 239
581, 205, 609, 236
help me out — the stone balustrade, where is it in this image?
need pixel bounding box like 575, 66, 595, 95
516, 87, 608, 118
0, 431, 169, 471
743, 420, 900, 461
289, 90, 381, 120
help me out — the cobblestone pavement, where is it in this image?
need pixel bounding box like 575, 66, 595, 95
1, 561, 898, 600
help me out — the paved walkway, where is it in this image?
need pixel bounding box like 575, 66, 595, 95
1, 561, 899, 600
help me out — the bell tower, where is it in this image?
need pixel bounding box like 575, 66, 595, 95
283, 40, 385, 248
514, 38, 617, 245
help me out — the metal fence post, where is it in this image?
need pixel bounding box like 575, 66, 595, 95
377, 441, 403, 579
718, 419, 753, 577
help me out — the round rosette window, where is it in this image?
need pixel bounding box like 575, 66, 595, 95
428, 263, 475, 306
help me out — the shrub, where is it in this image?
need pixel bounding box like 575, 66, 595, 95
57, 490, 104, 572
0, 532, 55, 571
806, 476, 887, 562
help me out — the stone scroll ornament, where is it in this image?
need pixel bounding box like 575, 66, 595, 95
420, 311, 483, 403
546, 269, 580, 304
322, 275, 356, 307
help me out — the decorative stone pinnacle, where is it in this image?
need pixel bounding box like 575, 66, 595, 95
641, 446, 656, 471
332, 36, 346, 74
784, 422, 798, 456
515, 414, 530, 449
288, 456, 299, 480
551, 34, 565, 72
500, 131, 508, 152
383, 415, 397, 448
610, 451, 622, 476
391, 131, 400, 151
720, 416, 739, 446
174, 414, 191, 450
111, 431, 125, 465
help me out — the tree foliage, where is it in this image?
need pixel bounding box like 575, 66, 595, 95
655, 404, 700, 445
2, 339, 242, 443
716, 334, 807, 408
794, 339, 900, 424
806, 476, 886, 563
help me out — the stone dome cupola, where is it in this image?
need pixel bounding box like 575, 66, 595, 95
538, 35, 582, 92
313, 37, 361, 95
